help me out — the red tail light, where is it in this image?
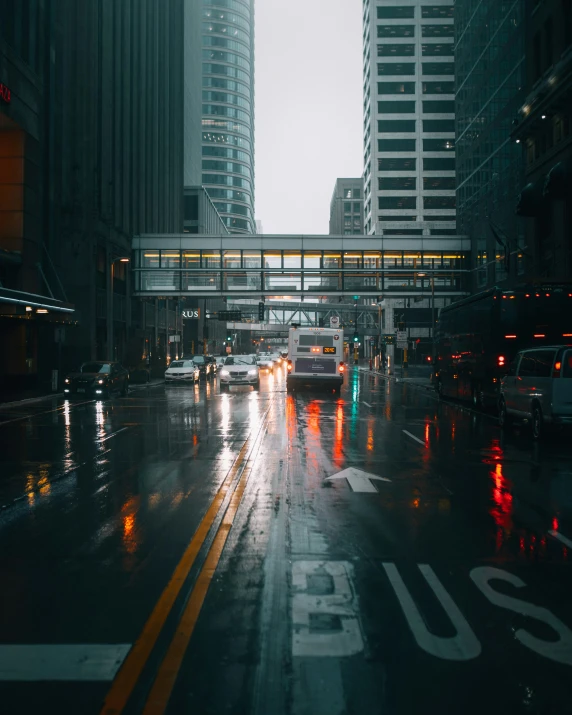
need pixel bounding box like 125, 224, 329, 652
497, 355, 506, 367
287, 361, 293, 372
553, 361, 562, 378
338, 362, 345, 373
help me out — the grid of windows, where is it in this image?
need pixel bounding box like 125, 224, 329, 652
379, 197, 417, 209
378, 100, 416, 113
378, 157, 416, 171
423, 119, 455, 132
423, 177, 456, 190
202, 1, 255, 235
422, 6, 454, 19
377, 44, 415, 56
423, 157, 455, 171
422, 43, 454, 56
422, 62, 454, 75
379, 177, 417, 191
422, 81, 455, 94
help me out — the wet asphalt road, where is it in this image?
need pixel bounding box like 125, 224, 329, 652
0, 366, 571, 715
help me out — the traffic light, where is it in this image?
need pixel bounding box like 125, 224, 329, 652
258, 301, 265, 321
353, 334, 359, 343
227, 334, 232, 342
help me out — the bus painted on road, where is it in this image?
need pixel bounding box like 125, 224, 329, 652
286, 326, 345, 392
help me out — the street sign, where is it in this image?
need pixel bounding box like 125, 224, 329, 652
396, 331, 407, 341
330, 316, 340, 328
169, 335, 181, 343
182, 309, 200, 319
397, 341, 408, 349
369, 338, 376, 347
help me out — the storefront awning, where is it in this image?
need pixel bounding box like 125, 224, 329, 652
0, 287, 74, 314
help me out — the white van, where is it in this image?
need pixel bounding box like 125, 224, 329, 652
499, 345, 572, 438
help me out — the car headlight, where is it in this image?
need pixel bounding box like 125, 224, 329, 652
98, 379, 105, 384
220, 370, 230, 376
64, 378, 70, 384
248, 369, 257, 375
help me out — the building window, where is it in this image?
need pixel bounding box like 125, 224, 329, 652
545, 17, 553, 69
379, 197, 417, 209
377, 62, 415, 75
422, 81, 455, 94
378, 119, 416, 132
423, 177, 456, 190
353, 202, 361, 212
423, 157, 455, 170
423, 196, 456, 209
377, 6, 415, 18
377, 25, 415, 38
422, 43, 454, 56
422, 5, 454, 18
377, 44, 415, 56
423, 100, 455, 114
378, 138, 416, 152
378, 100, 416, 113
379, 177, 417, 190
344, 201, 352, 213
423, 138, 455, 151
378, 157, 416, 170
422, 62, 454, 75
345, 189, 353, 198
378, 215, 417, 221
378, 81, 415, 94
422, 24, 454, 38
423, 119, 455, 132
353, 189, 361, 198
533, 31, 541, 80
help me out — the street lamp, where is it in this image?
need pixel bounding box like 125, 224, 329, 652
108, 256, 130, 361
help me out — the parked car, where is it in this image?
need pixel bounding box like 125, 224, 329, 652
188, 355, 214, 379
256, 354, 274, 373
165, 360, 200, 384
63, 361, 129, 398
219, 356, 259, 390
499, 345, 572, 438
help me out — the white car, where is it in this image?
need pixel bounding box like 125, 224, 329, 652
219, 356, 260, 389
256, 355, 274, 372
215, 356, 227, 369
165, 360, 199, 384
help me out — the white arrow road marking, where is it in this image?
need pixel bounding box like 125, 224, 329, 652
0, 644, 131, 681
549, 529, 572, 548
326, 467, 390, 493
403, 429, 425, 446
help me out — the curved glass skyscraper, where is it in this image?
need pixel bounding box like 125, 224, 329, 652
201, 0, 255, 235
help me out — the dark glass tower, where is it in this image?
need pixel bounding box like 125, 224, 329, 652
201, 0, 255, 234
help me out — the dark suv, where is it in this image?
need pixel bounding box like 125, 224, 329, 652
189, 355, 215, 379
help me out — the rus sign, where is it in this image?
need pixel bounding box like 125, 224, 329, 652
182, 309, 200, 319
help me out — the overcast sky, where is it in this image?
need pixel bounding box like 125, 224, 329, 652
254, 0, 364, 235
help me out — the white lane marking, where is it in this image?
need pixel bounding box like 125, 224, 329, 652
292, 561, 363, 657
470, 566, 572, 666
362, 401, 372, 408
402, 429, 425, 446
326, 467, 390, 493
0, 644, 131, 681
97, 427, 129, 443
549, 529, 572, 548
383, 563, 481, 661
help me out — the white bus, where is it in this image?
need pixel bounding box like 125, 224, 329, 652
286, 326, 345, 392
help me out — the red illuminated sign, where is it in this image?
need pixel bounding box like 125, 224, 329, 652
0, 83, 11, 103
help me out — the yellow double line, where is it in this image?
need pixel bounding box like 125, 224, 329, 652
101, 409, 269, 715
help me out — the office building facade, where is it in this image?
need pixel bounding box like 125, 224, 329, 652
329, 178, 364, 235
455, 0, 525, 290
513, 0, 572, 284
201, 0, 255, 235
362, 0, 456, 237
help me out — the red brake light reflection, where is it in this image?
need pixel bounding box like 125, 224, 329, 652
504, 335, 517, 339
534, 334, 546, 338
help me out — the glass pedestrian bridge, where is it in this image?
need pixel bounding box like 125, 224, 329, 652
132, 235, 470, 298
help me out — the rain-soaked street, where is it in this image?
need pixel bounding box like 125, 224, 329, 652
0, 366, 571, 715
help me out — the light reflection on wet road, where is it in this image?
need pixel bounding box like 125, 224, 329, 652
0, 366, 571, 714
